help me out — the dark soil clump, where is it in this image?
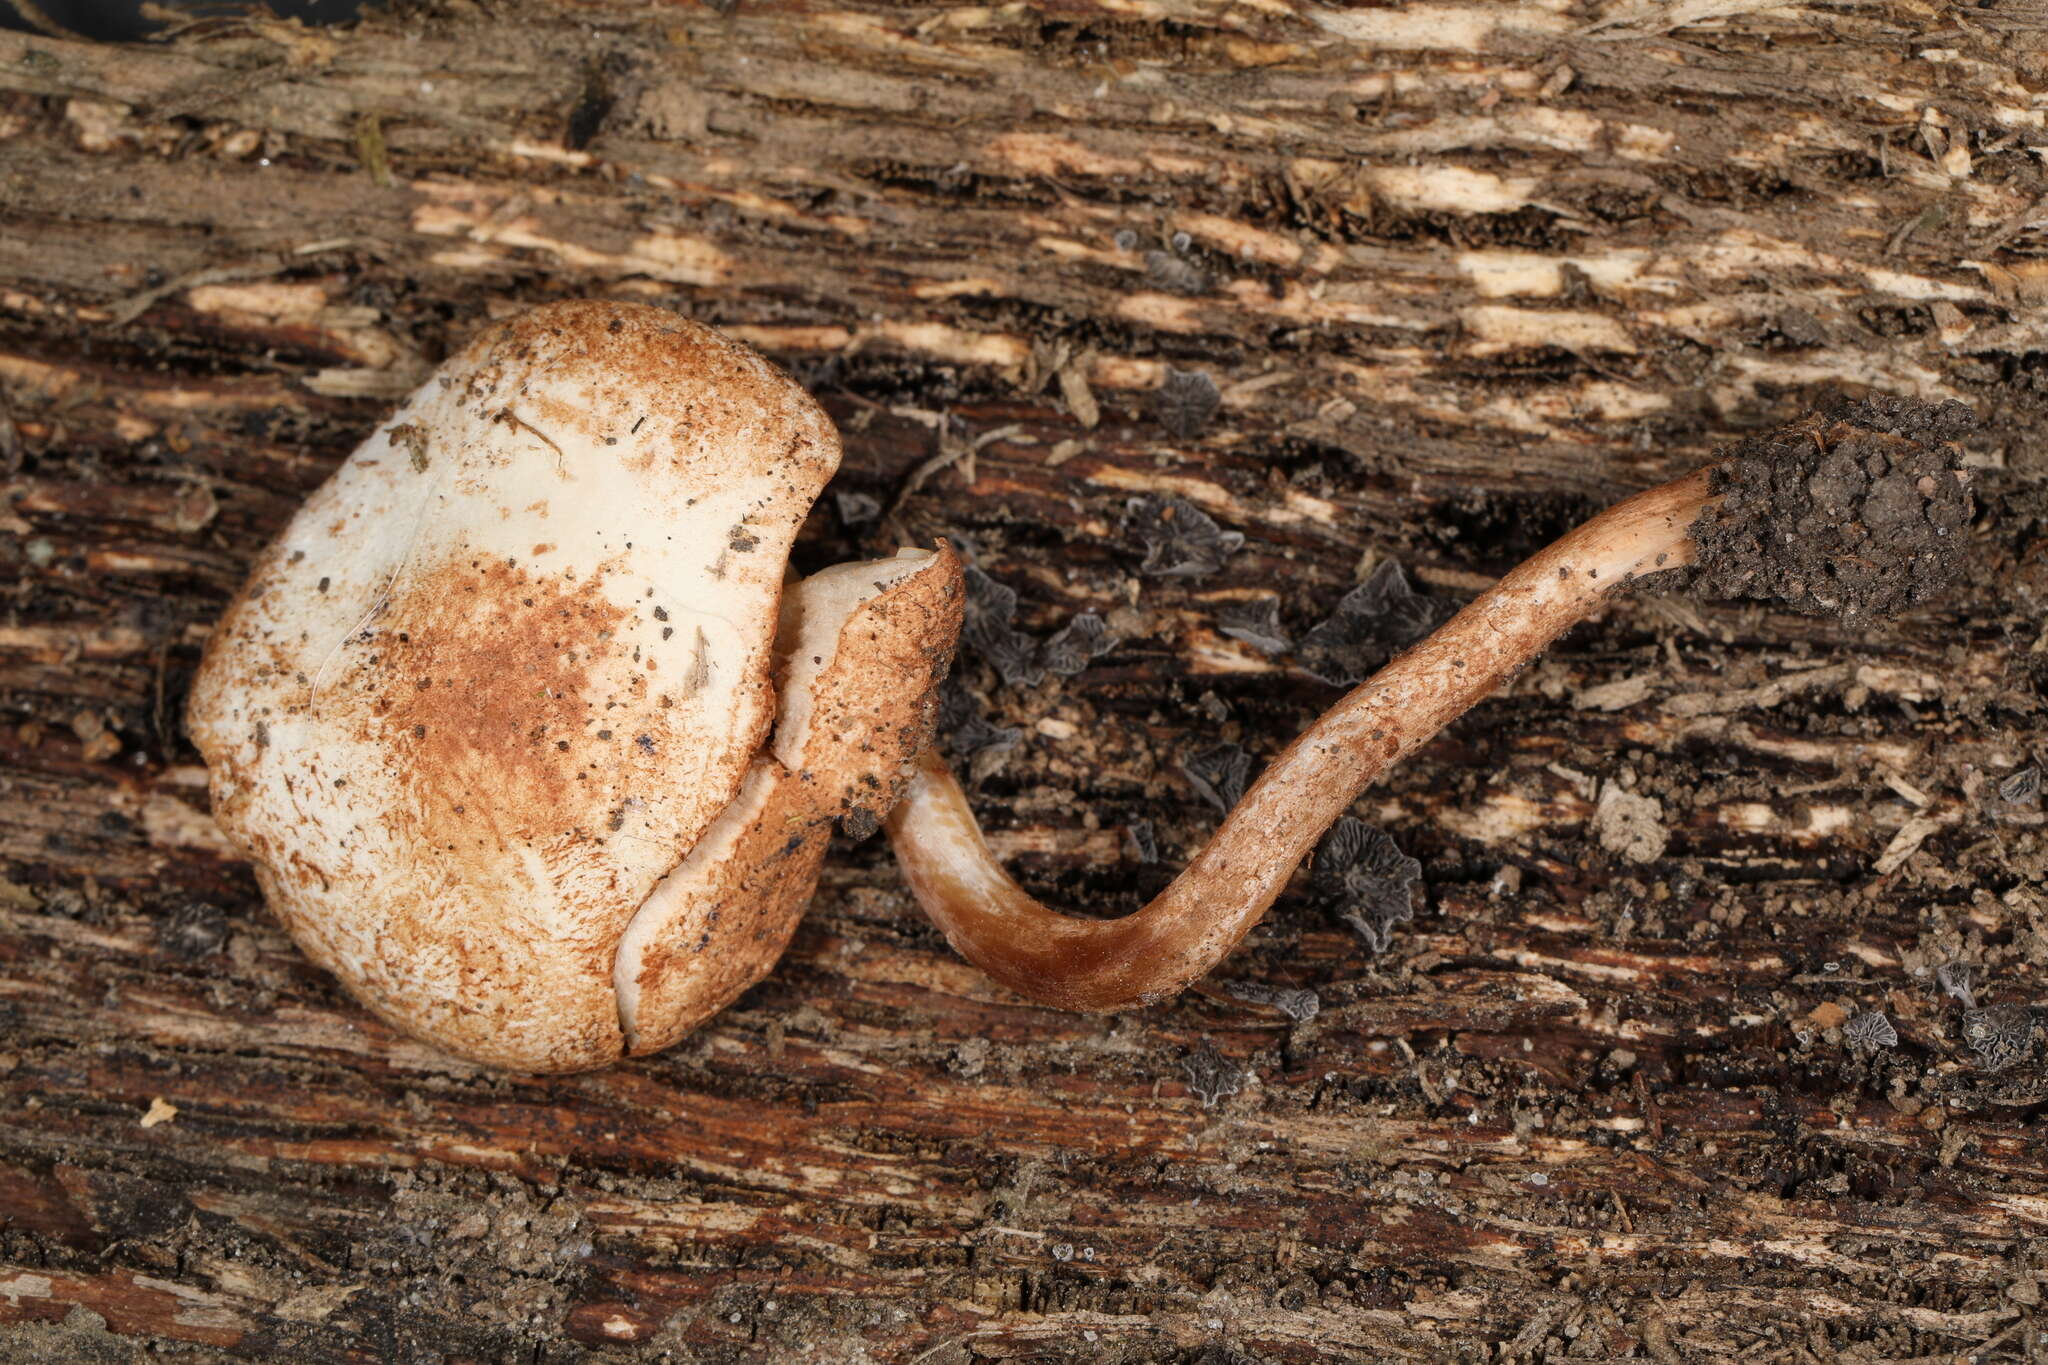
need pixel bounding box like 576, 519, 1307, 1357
1687, 395, 1975, 619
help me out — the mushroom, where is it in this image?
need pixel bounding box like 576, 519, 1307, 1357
189, 301, 962, 1071
885, 399, 1975, 1011
193, 301, 1973, 1066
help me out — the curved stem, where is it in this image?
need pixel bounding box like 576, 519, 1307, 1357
885, 469, 1716, 1011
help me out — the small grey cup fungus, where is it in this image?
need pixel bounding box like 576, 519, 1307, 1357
886, 399, 1975, 1011
189, 301, 963, 1071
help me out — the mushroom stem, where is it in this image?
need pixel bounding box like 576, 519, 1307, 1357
885, 468, 1714, 1011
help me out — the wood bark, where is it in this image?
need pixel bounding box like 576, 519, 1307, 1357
4, 0, 2048, 1359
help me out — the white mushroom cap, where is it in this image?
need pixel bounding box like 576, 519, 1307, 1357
189, 301, 960, 1071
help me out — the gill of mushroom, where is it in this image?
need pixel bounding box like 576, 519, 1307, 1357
188, 301, 963, 1072
885, 399, 1976, 1011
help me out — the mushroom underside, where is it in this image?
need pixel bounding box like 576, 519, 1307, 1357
616, 546, 963, 1056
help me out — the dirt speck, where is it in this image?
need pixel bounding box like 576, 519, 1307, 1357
0, 1306, 130, 1365
1592, 782, 1667, 863
1688, 396, 1974, 619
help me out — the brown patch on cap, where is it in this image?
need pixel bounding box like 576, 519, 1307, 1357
379, 558, 632, 839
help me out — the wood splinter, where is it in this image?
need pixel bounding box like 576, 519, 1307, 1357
885, 399, 1976, 1011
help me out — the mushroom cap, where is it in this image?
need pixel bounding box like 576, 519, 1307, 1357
189, 301, 849, 1070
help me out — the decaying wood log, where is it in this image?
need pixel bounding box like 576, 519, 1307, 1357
4, 0, 2048, 1359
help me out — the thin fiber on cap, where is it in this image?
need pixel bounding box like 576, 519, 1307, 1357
1687, 396, 1974, 620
